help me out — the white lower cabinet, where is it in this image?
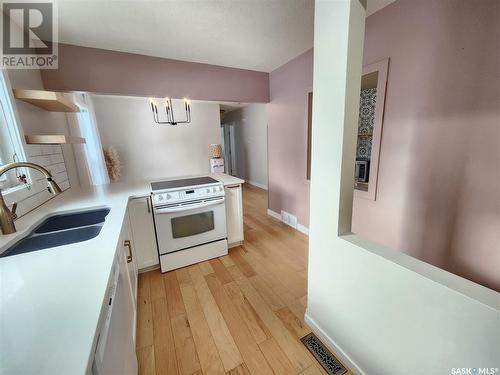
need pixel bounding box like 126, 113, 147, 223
225, 184, 244, 246
128, 196, 159, 270
122, 212, 138, 326
92, 214, 138, 374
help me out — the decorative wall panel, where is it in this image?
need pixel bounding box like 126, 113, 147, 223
356, 88, 377, 161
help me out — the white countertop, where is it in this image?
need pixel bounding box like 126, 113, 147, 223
0, 173, 243, 374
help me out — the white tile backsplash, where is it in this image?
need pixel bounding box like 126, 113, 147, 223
3, 144, 71, 218
59, 180, 70, 191
54, 171, 69, 184
49, 154, 64, 164
24, 144, 42, 157
29, 155, 51, 167
46, 162, 66, 175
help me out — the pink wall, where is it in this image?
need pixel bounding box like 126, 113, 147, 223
352, 0, 500, 291
40, 43, 269, 102
268, 49, 313, 227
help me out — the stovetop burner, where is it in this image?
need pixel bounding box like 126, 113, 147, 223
151, 176, 219, 191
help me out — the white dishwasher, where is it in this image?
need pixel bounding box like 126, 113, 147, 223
92, 252, 137, 374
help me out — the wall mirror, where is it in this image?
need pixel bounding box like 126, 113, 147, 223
354, 58, 388, 200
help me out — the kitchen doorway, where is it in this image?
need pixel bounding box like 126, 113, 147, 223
221, 122, 237, 176
219, 103, 269, 190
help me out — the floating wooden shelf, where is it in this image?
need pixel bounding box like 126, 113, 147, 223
13, 89, 79, 112
25, 135, 86, 145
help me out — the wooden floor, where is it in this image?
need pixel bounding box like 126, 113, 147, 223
136, 185, 346, 375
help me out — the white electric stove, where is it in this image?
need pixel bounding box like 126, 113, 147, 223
150, 176, 228, 272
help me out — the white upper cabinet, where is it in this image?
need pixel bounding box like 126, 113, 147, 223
128, 196, 159, 270
225, 184, 244, 246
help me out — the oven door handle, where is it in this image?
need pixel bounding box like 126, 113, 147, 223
154, 197, 225, 214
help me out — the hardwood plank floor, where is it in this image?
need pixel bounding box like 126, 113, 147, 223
136, 184, 350, 375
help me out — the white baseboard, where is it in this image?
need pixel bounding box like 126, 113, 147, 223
297, 224, 309, 236
267, 208, 281, 220
267, 209, 309, 236
304, 312, 364, 375
138, 264, 160, 273
247, 180, 268, 190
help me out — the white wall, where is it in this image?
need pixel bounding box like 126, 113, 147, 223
307, 1, 500, 374
222, 104, 268, 189
2, 24, 78, 217
92, 95, 221, 183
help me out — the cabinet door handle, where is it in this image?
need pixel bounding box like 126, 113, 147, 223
124, 240, 133, 263
146, 197, 151, 213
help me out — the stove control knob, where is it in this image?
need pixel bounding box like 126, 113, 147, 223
158, 195, 163, 201
166, 194, 171, 200
218, 186, 223, 191
206, 188, 211, 193
212, 187, 217, 193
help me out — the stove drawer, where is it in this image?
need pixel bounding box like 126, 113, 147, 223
159, 239, 228, 272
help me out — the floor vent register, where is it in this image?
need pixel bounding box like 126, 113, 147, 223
301, 333, 348, 375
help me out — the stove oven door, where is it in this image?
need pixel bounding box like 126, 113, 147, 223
153, 197, 227, 254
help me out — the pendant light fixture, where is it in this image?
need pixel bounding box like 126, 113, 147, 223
150, 97, 191, 125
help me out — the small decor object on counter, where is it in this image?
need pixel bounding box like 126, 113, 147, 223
103, 146, 122, 182
210, 157, 224, 173
209, 144, 222, 158
209, 144, 224, 173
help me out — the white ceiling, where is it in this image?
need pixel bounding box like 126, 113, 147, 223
57, 0, 396, 73
366, 0, 397, 16
57, 0, 314, 73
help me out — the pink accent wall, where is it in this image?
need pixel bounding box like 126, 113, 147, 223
40, 43, 269, 102
268, 49, 313, 227
352, 0, 500, 291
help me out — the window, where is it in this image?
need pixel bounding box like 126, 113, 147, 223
66, 93, 109, 186
0, 70, 26, 190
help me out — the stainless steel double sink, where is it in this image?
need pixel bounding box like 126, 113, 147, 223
0, 208, 111, 258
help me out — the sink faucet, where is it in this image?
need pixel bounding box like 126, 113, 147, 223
0, 162, 62, 235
